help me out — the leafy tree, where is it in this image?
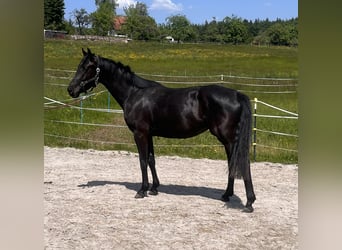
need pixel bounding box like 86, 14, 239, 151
64, 19, 76, 34
202, 18, 224, 43
266, 23, 295, 46
122, 2, 158, 40
252, 32, 270, 46
165, 15, 194, 43
287, 18, 298, 46
221, 16, 248, 44
125, 2, 148, 16
162, 15, 298, 46
95, 0, 117, 7
72, 8, 90, 35
91, 1, 116, 36
44, 0, 65, 30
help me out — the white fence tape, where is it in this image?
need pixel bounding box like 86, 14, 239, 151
44, 91, 109, 108
45, 68, 297, 81
45, 68, 298, 155
255, 128, 298, 138
45, 82, 69, 87
45, 68, 297, 95
239, 90, 297, 94
251, 98, 298, 157
45, 133, 136, 146
254, 114, 298, 119
44, 133, 223, 148
46, 120, 127, 128
254, 99, 298, 117
45, 98, 298, 154
256, 144, 298, 152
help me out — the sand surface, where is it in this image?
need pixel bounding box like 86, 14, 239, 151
44, 146, 298, 249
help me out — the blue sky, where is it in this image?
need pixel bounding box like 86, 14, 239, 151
64, 0, 298, 24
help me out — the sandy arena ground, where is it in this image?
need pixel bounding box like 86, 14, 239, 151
44, 146, 298, 249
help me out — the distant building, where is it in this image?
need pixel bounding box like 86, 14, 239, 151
165, 36, 175, 43
114, 16, 127, 32
44, 29, 67, 39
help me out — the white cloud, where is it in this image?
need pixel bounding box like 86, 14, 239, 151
116, 0, 137, 8
150, 0, 183, 12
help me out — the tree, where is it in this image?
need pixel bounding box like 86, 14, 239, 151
95, 0, 117, 8
64, 19, 76, 35
72, 8, 90, 35
287, 18, 298, 47
91, 1, 116, 36
221, 16, 248, 44
202, 18, 224, 43
165, 15, 194, 43
266, 23, 293, 46
125, 2, 148, 16
122, 2, 158, 40
44, 0, 65, 30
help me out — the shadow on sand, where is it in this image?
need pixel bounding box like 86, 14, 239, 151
78, 180, 245, 210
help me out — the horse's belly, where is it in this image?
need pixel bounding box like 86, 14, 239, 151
151, 120, 208, 138
150, 92, 208, 138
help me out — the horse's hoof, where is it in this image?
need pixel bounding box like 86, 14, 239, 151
242, 206, 254, 213
135, 192, 147, 199
221, 195, 230, 202
149, 189, 158, 196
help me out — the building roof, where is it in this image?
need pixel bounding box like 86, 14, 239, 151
114, 16, 127, 31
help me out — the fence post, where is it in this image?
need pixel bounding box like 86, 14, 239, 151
253, 98, 257, 161
80, 96, 84, 123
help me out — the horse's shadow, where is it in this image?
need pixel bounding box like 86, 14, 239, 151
78, 181, 245, 210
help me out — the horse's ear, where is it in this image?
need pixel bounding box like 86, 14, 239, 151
82, 48, 87, 56
87, 48, 96, 62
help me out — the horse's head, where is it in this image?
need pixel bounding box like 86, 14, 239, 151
67, 48, 100, 98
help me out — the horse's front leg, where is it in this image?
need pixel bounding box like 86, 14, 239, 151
134, 131, 149, 198
148, 136, 160, 195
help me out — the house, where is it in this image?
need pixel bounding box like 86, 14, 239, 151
165, 36, 175, 43
114, 16, 127, 31
44, 29, 67, 39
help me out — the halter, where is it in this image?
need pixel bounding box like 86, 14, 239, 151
80, 56, 101, 94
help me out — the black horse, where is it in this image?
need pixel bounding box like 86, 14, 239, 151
68, 48, 256, 212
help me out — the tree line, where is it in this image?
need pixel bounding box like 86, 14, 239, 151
44, 0, 298, 46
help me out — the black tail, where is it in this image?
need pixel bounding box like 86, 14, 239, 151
229, 93, 252, 179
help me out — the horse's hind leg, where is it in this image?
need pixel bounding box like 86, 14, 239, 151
220, 137, 255, 212
208, 124, 236, 201
243, 164, 256, 213
148, 136, 160, 195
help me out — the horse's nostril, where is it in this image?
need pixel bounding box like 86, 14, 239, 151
67, 86, 75, 97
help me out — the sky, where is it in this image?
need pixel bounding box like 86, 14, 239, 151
64, 0, 298, 24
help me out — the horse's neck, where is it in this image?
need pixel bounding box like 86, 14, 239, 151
100, 61, 133, 109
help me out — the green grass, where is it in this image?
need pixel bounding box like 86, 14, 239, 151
44, 39, 298, 163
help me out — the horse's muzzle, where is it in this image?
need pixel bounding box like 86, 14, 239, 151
67, 86, 79, 98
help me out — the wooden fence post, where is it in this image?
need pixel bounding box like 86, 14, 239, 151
253, 98, 257, 161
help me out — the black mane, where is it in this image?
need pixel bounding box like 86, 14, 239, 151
99, 56, 161, 89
